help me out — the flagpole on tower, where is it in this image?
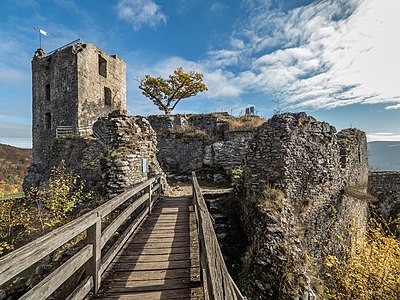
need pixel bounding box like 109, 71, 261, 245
34, 27, 47, 49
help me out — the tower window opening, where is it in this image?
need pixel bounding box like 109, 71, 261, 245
104, 87, 112, 106
45, 57, 52, 70
98, 55, 107, 77
45, 113, 51, 130
45, 84, 50, 102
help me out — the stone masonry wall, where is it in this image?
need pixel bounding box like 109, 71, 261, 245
77, 44, 126, 128
147, 113, 255, 180
244, 113, 368, 198
25, 111, 165, 198
368, 171, 400, 221
244, 112, 342, 200
32, 48, 78, 166
240, 112, 370, 299
31, 43, 126, 170
94, 110, 165, 197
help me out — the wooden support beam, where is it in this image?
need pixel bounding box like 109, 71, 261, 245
87, 213, 101, 293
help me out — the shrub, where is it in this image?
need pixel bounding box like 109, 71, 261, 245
30, 163, 91, 229
0, 197, 30, 255
0, 163, 93, 256
325, 218, 400, 300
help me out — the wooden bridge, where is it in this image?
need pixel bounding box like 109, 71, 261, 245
0, 173, 244, 300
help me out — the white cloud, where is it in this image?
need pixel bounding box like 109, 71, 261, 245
126, 0, 400, 111
200, 0, 400, 110
206, 50, 240, 68
367, 132, 400, 142
210, 2, 228, 15
231, 38, 245, 49
149, 56, 244, 98
385, 103, 400, 110
117, 0, 167, 31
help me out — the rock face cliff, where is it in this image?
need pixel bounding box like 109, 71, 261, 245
240, 112, 370, 299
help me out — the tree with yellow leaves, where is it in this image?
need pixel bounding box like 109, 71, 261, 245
139, 67, 208, 114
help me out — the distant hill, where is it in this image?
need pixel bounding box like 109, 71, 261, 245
368, 141, 400, 171
0, 144, 32, 195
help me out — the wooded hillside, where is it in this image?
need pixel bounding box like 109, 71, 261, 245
0, 144, 32, 195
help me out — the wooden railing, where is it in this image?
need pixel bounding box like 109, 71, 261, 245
192, 171, 245, 300
0, 175, 162, 300
56, 126, 73, 137
55, 126, 96, 138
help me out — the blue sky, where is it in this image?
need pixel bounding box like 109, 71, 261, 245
1, 0, 400, 148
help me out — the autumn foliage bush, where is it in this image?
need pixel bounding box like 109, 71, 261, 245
0, 163, 91, 256
0, 197, 30, 254
29, 163, 91, 229
325, 218, 400, 300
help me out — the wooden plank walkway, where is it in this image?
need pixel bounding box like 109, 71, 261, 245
95, 196, 204, 300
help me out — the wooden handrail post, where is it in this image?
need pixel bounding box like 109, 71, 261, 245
192, 171, 195, 199
147, 183, 152, 215
87, 212, 101, 293
157, 176, 162, 200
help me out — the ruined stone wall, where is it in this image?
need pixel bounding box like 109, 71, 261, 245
338, 129, 369, 186
240, 112, 370, 299
48, 137, 105, 194
32, 48, 79, 165
25, 111, 165, 198
244, 113, 368, 199
148, 113, 229, 138
368, 171, 400, 221
77, 44, 126, 128
244, 113, 343, 200
94, 111, 164, 197
147, 114, 254, 180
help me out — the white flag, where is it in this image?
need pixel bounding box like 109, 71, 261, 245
39, 29, 47, 36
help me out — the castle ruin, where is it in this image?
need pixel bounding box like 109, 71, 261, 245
31, 42, 126, 167
23, 41, 399, 300
26, 42, 166, 195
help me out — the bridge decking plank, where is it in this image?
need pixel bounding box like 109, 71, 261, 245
95, 196, 203, 299
103, 267, 200, 282
115, 253, 196, 262
99, 287, 203, 299
128, 231, 192, 238
116, 246, 192, 256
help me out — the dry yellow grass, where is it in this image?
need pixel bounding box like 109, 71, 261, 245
227, 116, 267, 131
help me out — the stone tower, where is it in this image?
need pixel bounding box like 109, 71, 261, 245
31, 42, 126, 166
